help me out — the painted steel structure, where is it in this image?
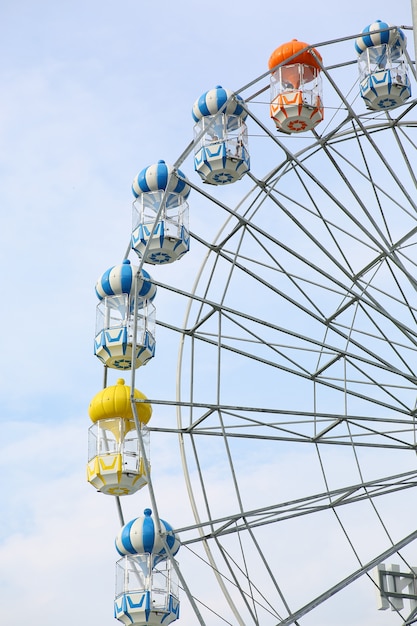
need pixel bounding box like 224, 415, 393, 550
89, 12, 417, 626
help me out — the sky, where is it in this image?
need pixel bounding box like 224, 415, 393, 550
0, 1, 416, 625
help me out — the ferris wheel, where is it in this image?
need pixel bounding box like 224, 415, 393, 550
88, 16, 417, 626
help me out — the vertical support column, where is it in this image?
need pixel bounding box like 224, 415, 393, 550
411, 0, 417, 67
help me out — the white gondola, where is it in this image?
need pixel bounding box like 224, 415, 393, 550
192, 85, 250, 185
114, 510, 180, 626
131, 160, 191, 264
94, 260, 156, 370
355, 20, 411, 110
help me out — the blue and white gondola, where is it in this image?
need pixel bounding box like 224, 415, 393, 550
131, 160, 191, 265
355, 20, 411, 110
94, 260, 156, 370
114, 509, 181, 626
192, 85, 250, 185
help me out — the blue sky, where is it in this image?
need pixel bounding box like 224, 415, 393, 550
0, 1, 416, 625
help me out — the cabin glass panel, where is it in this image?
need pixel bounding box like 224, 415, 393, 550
152, 567, 169, 609
270, 64, 322, 108
88, 421, 149, 465
123, 426, 149, 472
357, 44, 408, 84
193, 113, 248, 158
95, 296, 156, 345
132, 191, 189, 239
88, 419, 121, 460
115, 555, 179, 599
115, 554, 152, 596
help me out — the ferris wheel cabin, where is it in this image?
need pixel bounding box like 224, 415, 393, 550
355, 20, 411, 110
131, 160, 191, 265
268, 39, 324, 133
94, 260, 156, 370
192, 85, 250, 185
114, 510, 181, 626
87, 379, 152, 496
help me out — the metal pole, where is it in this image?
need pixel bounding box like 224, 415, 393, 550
411, 0, 417, 65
